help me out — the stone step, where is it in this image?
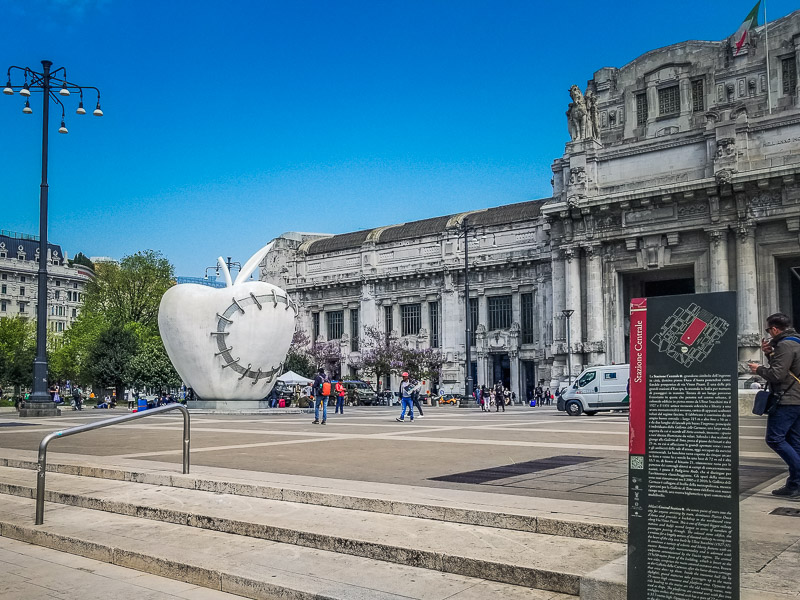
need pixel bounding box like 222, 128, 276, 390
0, 454, 626, 543
0, 494, 576, 600
0, 466, 625, 595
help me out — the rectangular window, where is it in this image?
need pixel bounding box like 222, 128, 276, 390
20, 276, 26, 283
1, 284, 5, 294
468, 297, 478, 347
400, 303, 421, 337
73, 283, 78, 289
350, 308, 359, 352
19, 301, 26, 313
326, 310, 343, 340
1, 301, 6, 312
54, 290, 60, 300
55, 280, 61, 287
488, 295, 513, 331
429, 301, 439, 348
71, 308, 77, 318
20, 286, 25, 296
636, 92, 648, 125
312, 312, 320, 342
783, 56, 797, 96
691, 79, 704, 112
384, 305, 393, 336
57, 322, 64, 332
521, 293, 535, 344
1, 274, 6, 280
658, 85, 680, 115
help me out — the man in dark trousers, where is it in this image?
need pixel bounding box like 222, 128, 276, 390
748, 313, 800, 498
312, 368, 328, 425
494, 381, 505, 412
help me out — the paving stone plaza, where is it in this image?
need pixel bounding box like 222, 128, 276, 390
0, 406, 797, 599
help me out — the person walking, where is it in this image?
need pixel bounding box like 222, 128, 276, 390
72, 386, 83, 411
411, 380, 425, 417
312, 368, 329, 425
748, 313, 800, 498
494, 381, 505, 412
396, 372, 421, 422
334, 380, 346, 414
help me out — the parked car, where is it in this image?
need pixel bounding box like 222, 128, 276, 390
376, 391, 400, 406
437, 393, 462, 405
342, 380, 378, 406
558, 364, 630, 416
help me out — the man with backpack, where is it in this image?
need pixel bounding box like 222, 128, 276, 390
312, 368, 329, 425
748, 312, 800, 499
72, 386, 83, 411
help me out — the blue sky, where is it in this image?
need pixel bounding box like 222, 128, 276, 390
1, 0, 796, 276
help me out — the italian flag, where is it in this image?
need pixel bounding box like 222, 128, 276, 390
734, 1, 761, 55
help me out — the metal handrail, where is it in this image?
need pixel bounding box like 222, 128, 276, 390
35, 403, 190, 525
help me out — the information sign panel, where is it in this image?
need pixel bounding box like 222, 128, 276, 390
627, 292, 739, 600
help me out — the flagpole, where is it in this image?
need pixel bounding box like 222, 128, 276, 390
764, 0, 773, 114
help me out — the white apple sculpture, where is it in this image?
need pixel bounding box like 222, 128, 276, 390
158, 243, 296, 401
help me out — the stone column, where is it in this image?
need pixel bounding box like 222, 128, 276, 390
707, 228, 730, 292
584, 244, 605, 365
510, 352, 520, 403
736, 224, 760, 362
564, 247, 584, 378
550, 251, 566, 385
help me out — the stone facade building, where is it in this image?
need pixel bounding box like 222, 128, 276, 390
0, 231, 91, 334
261, 11, 800, 398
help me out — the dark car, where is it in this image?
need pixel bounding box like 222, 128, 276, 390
342, 380, 377, 406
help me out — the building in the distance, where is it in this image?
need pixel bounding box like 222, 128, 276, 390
0, 230, 92, 333
261, 11, 800, 400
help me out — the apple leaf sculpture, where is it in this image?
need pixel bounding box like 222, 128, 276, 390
158, 243, 296, 401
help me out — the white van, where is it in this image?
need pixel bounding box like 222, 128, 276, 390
558, 364, 629, 416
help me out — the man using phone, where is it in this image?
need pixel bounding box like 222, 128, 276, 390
748, 313, 800, 499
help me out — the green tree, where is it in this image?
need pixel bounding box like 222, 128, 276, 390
86, 325, 138, 401
69, 252, 95, 271
0, 317, 36, 397
129, 335, 181, 391
54, 250, 177, 394
83, 250, 174, 330
49, 312, 108, 385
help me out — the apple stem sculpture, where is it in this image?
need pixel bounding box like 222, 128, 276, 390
159, 243, 297, 403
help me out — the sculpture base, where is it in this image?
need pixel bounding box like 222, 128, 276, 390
19, 406, 61, 418
190, 399, 274, 411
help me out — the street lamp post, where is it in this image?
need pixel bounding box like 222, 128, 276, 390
4, 60, 103, 417
461, 217, 474, 407
562, 309, 574, 388
204, 256, 243, 285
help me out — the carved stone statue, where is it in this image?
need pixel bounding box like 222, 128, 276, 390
566, 85, 587, 141
585, 90, 600, 139
567, 85, 601, 141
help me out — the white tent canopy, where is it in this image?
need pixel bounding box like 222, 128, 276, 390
277, 371, 313, 385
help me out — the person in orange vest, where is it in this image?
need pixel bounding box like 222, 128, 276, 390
334, 380, 346, 414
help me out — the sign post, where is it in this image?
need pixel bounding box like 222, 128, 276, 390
628, 292, 739, 599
